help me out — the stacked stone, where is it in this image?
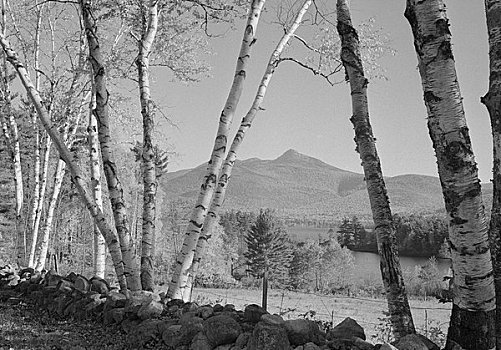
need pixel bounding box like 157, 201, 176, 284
0, 267, 441, 350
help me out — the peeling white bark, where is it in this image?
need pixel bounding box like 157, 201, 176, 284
167, 0, 266, 300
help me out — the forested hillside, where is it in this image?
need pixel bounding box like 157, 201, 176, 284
160, 149, 493, 221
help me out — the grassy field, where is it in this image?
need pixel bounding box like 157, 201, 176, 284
192, 287, 451, 343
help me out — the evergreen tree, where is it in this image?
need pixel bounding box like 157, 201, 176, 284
244, 209, 292, 310
337, 217, 352, 247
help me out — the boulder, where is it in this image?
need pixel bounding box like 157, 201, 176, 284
90, 277, 109, 294
137, 299, 164, 320
393, 334, 439, 350
44, 272, 63, 287
284, 319, 321, 346
247, 321, 290, 350
179, 318, 204, 346
180, 311, 202, 325
204, 314, 242, 347
127, 319, 162, 349
104, 291, 127, 311
162, 324, 183, 348
328, 317, 366, 340
261, 314, 284, 326
352, 337, 376, 350
303, 342, 321, 350
189, 332, 212, 350
234, 332, 251, 349
66, 272, 78, 282
121, 318, 141, 334
74, 275, 90, 292
197, 306, 214, 320
182, 301, 199, 313
56, 279, 74, 293
104, 307, 125, 325
244, 304, 268, 323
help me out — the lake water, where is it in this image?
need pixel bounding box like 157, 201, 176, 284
350, 251, 452, 281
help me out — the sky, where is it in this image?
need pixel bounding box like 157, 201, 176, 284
152, 0, 492, 183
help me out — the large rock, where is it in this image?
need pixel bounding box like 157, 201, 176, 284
244, 304, 268, 323
196, 306, 214, 320
137, 299, 164, 320
90, 277, 109, 294
247, 321, 290, 350
303, 342, 321, 350
162, 324, 183, 348
328, 317, 366, 340
127, 319, 162, 349
261, 314, 284, 326
189, 332, 212, 350
104, 291, 127, 311
104, 308, 125, 325
284, 319, 321, 346
74, 275, 90, 293
393, 334, 439, 350
234, 332, 251, 349
204, 314, 242, 347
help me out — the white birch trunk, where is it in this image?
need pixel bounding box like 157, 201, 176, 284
80, 0, 140, 290
337, 0, 415, 339
89, 93, 106, 279
137, 0, 158, 292
8, 114, 23, 219
482, 1, 501, 348
34, 91, 90, 272
34, 159, 65, 272
167, 0, 266, 300
405, 1, 496, 348
0, 32, 128, 291
27, 2, 44, 266
0, 0, 24, 264
184, 0, 313, 301
28, 135, 51, 268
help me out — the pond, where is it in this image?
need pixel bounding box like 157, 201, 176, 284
350, 251, 452, 281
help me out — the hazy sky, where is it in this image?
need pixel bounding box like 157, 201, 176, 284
153, 1, 492, 183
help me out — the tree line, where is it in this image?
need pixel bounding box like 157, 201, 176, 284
337, 214, 449, 258
0, 0, 500, 348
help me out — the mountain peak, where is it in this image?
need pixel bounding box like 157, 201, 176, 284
276, 149, 304, 160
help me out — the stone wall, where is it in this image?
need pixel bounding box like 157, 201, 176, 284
0, 266, 441, 350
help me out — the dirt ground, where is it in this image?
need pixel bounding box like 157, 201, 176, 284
0, 299, 128, 350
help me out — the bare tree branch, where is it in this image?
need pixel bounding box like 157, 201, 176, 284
279, 56, 343, 85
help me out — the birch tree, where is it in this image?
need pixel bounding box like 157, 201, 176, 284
89, 89, 106, 278
135, 0, 159, 292
0, 33, 128, 291
80, 0, 141, 290
34, 89, 90, 272
336, 0, 415, 339
27, 1, 44, 266
482, 0, 501, 348
0, 0, 26, 266
185, 0, 313, 301
405, 1, 496, 348
167, 0, 266, 300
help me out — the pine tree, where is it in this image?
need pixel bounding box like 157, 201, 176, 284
337, 217, 352, 247
244, 209, 292, 310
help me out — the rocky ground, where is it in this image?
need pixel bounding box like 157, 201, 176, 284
0, 298, 128, 350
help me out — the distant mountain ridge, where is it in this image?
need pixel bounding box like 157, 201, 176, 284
159, 149, 493, 220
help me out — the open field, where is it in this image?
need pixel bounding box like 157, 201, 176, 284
192, 287, 451, 342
